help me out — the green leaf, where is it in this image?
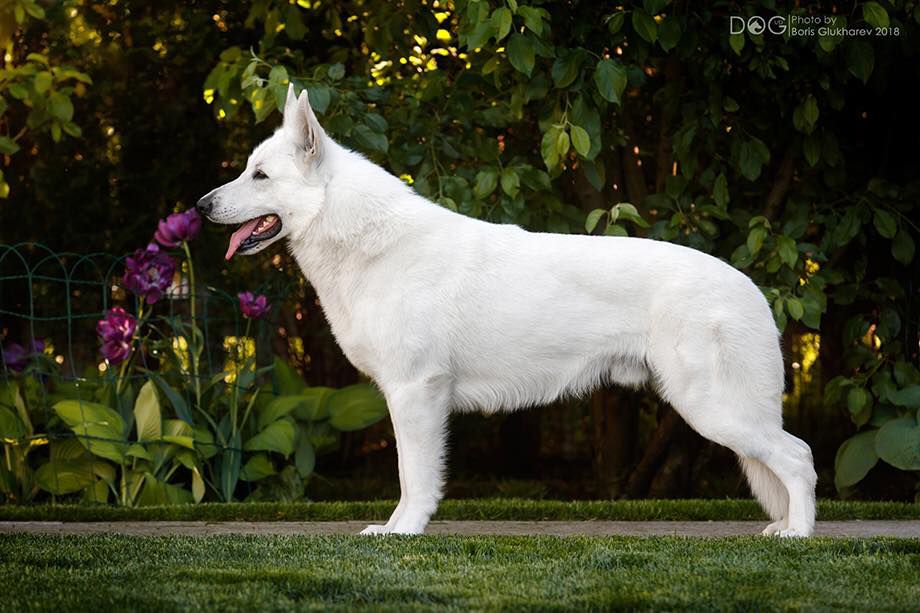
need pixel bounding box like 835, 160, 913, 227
786, 297, 805, 321
746, 227, 767, 255
473, 168, 499, 199
0, 136, 19, 155
847, 387, 870, 414
875, 417, 920, 470
891, 229, 915, 264
258, 395, 303, 431
612, 202, 649, 228
192, 467, 205, 503
873, 209, 898, 239
729, 32, 745, 55
540, 127, 561, 169
149, 374, 192, 425
134, 381, 161, 442
327, 384, 388, 432
585, 209, 606, 233
593, 59, 627, 105
555, 129, 570, 160
738, 139, 768, 181
34, 71, 52, 93
834, 430, 878, 490
327, 63, 345, 80
244, 419, 296, 457
304, 84, 330, 114
295, 436, 316, 478
506, 34, 535, 77
500, 169, 521, 198
0, 406, 25, 440
712, 173, 729, 208
658, 17, 681, 51
846, 41, 874, 83
570, 125, 590, 157
48, 92, 74, 122
353, 124, 388, 153
35, 460, 95, 495
518, 6, 543, 35
631, 9, 658, 43
803, 135, 821, 167
862, 2, 889, 28
53, 400, 126, 464
272, 357, 306, 395
240, 454, 276, 481
777, 236, 798, 268
551, 51, 582, 89
491, 8, 513, 42
889, 385, 920, 409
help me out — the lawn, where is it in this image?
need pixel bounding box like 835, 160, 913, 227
2, 533, 919, 610
2, 498, 919, 522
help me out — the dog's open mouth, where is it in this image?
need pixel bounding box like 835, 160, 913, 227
225, 214, 282, 260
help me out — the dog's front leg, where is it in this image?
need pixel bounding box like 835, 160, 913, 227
360, 380, 449, 535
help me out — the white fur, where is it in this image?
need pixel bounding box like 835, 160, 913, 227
200, 85, 817, 537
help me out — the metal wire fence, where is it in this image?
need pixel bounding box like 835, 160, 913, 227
0, 242, 294, 505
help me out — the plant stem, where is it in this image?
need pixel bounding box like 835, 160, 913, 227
182, 241, 202, 414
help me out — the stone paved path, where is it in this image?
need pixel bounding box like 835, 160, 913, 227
2, 520, 919, 537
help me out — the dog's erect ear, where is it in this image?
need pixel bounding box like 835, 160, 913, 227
283, 83, 324, 160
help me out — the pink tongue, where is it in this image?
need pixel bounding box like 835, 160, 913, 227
225, 218, 262, 260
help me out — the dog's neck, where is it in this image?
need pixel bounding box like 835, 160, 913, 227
286, 140, 440, 300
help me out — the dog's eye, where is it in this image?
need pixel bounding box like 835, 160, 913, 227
252, 169, 269, 181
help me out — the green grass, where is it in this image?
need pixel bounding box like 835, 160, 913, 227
1, 498, 918, 522
2, 533, 918, 610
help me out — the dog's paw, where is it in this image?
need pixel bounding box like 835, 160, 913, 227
761, 520, 787, 536
360, 524, 390, 536
777, 527, 810, 538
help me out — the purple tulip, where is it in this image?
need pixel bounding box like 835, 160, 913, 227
0, 339, 44, 373
123, 243, 177, 305
96, 307, 137, 365
238, 292, 271, 320
154, 208, 202, 248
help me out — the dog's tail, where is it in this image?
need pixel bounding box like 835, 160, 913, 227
740, 457, 788, 521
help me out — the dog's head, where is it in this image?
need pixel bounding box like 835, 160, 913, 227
197, 84, 328, 260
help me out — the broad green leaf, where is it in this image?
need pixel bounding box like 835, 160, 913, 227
847, 387, 869, 414
240, 453, 276, 481
889, 385, 920, 408
729, 32, 745, 55
834, 430, 878, 489
631, 9, 658, 43
551, 51, 582, 88
295, 436, 316, 478
327, 384, 388, 432
244, 419, 296, 456
473, 168, 499, 199
506, 33, 535, 76
872, 209, 898, 239
353, 124, 388, 153
846, 41, 874, 83
48, 92, 74, 122
777, 236, 798, 268
593, 59, 626, 105
786, 297, 805, 321
875, 417, 920, 470
803, 135, 821, 167
34, 71, 52, 93
491, 7, 513, 41
891, 229, 915, 264
658, 17, 681, 51
150, 373, 192, 424
272, 357, 306, 395
35, 460, 95, 495
53, 400, 126, 463
192, 467, 205, 503
570, 125, 590, 157
258, 395, 304, 431
746, 227, 767, 255
862, 2, 889, 28
500, 168, 520, 197
518, 6, 543, 35
137, 475, 193, 506
585, 209, 606, 233
0, 406, 25, 440
134, 380, 161, 442
0, 136, 20, 155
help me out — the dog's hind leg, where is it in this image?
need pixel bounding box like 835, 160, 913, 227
650, 323, 816, 537
360, 378, 450, 535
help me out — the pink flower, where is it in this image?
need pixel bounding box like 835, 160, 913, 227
154, 208, 202, 248
97, 307, 137, 364
123, 243, 177, 305
238, 292, 271, 320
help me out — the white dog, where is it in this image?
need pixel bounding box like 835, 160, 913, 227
198, 85, 817, 537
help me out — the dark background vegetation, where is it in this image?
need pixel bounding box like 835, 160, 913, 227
1, 0, 918, 502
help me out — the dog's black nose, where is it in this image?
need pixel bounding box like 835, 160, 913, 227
196, 195, 213, 216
